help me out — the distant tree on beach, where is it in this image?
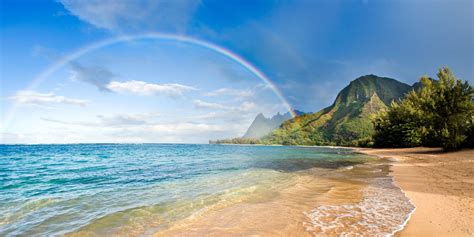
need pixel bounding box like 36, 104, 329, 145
373, 67, 474, 150
209, 137, 261, 144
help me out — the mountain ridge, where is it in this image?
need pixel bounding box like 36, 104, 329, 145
262, 75, 414, 146
243, 110, 305, 139
210, 74, 417, 146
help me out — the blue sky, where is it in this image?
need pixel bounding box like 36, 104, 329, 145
1, 0, 473, 143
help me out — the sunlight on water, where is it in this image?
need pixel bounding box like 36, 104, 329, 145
0, 144, 413, 236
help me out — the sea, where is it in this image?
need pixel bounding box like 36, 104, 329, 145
0, 144, 414, 236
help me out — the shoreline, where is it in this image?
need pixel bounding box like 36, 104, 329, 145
357, 147, 474, 237
150, 147, 414, 236
211, 143, 356, 150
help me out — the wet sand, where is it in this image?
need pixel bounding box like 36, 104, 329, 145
151, 156, 412, 236
152, 169, 367, 236
358, 147, 474, 237
149, 147, 474, 236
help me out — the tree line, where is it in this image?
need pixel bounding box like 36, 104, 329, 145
372, 67, 473, 151
211, 67, 473, 151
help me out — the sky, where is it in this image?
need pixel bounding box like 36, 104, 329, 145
1, 0, 473, 144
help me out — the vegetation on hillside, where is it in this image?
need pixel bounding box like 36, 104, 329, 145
209, 137, 261, 144
373, 68, 473, 150
261, 75, 412, 146
211, 68, 473, 151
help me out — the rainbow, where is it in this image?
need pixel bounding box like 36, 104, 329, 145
4, 33, 297, 128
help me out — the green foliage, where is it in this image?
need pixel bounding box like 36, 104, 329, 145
212, 69, 473, 150
373, 68, 474, 150
372, 100, 427, 147
333, 117, 375, 146
261, 75, 407, 147
209, 137, 261, 144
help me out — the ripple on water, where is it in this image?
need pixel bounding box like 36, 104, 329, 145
0, 144, 378, 236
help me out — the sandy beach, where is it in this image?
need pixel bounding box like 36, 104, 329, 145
358, 147, 474, 237
152, 169, 366, 237
150, 148, 416, 236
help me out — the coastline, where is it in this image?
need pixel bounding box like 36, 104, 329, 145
5, 144, 471, 236
357, 147, 474, 237
150, 146, 414, 236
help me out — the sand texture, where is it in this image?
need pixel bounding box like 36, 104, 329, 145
359, 147, 474, 237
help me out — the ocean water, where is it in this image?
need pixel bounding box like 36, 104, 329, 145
0, 144, 414, 236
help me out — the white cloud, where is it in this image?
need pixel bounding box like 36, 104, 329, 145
102, 122, 243, 143
107, 80, 196, 97
31, 119, 237, 143
255, 83, 273, 90
150, 122, 227, 134
193, 99, 229, 110
239, 101, 256, 112
41, 112, 162, 127
0, 132, 73, 144
192, 111, 233, 120
193, 99, 256, 112
68, 62, 196, 97
205, 88, 254, 97
97, 114, 147, 126
60, 0, 200, 33
191, 110, 256, 124
10, 90, 88, 107
41, 115, 230, 133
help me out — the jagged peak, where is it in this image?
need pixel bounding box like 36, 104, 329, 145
255, 113, 266, 119
243, 111, 294, 139
271, 112, 284, 120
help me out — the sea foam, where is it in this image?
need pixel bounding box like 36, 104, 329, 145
304, 175, 415, 237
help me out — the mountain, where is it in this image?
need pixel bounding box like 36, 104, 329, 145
243, 110, 305, 139
263, 75, 413, 146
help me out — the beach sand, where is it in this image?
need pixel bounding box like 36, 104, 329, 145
153, 172, 366, 237
358, 147, 474, 237
151, 153, 411, 236
150, 147, 473, 236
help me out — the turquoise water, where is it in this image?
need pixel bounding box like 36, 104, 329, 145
0, 144, 398, 236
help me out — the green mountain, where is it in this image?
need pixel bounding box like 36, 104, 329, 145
263, 75, 413, 146
243, 111, 305, 139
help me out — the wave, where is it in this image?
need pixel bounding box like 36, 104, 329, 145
304, 175, 415, 237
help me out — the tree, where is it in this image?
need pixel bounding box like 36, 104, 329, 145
372, 100, 427, 148
426, 68, 474, 150
373, 67, 473, 150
